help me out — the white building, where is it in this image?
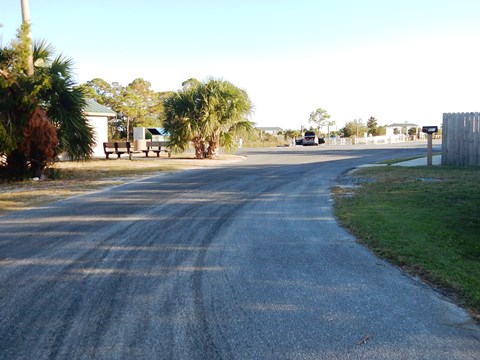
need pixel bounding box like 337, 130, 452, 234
83, 99, 116, 157
386, 122, 419, 136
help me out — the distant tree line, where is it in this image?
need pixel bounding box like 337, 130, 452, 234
340, 117, 386, 137
79, 78, 172, 141
305, 108, 388, 138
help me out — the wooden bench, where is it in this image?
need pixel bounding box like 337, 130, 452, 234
142, 141, 171, 158
103, 142, 132, 159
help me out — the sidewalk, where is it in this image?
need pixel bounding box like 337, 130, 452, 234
353, 155, 442, 173
392, 154, 441, 166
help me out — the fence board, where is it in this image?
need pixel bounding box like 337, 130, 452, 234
442, 112, 480, 166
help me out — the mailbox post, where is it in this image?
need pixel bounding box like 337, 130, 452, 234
421, 126, 438, 166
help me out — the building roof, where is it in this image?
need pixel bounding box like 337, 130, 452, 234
84, 98, 116, 117
256, 126, 284, 132
387, 122, 419, 128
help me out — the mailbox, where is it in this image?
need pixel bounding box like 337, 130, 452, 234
422, 126, 437, 166
422, 126, 438, 134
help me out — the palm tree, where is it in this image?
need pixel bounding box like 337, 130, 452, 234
204, 80, 253, 157
33, 40, 94, 160
163, 83, 205, 158
163, 78, 252, 159
0, 25, 93, 178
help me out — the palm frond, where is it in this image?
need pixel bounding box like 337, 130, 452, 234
33, 39, 55, 63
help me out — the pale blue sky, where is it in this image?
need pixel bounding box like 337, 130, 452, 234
1, 0, 480, 129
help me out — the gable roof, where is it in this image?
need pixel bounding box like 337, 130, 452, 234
84, 98, 116, 117
257, 126, 284, 132
387, 122, 419, 128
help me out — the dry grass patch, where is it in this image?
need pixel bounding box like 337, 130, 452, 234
0, 154, 243, 216
0, 179, 122, 215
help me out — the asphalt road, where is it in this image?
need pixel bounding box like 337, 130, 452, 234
1, 143, 479, 360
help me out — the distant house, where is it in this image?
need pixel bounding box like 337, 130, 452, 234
386, 122, 419, 136
83, 99, 116, 157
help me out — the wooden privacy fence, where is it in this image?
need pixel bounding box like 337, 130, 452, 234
442, 113, 480, 166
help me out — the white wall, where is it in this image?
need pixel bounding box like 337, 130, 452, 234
86, 116, 109, 157
133, 127, 146, 140
386, 127, 395, 136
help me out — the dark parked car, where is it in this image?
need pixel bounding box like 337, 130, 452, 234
303, 131, 318, 146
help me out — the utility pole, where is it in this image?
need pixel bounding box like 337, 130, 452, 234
20, 0, 34, 76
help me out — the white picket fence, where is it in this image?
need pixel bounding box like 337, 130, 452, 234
324, 134, 408, 146
442, 113, 480, 166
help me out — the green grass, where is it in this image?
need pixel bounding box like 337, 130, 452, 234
333, 166, 480, 318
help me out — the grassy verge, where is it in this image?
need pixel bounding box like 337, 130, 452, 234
333, 165, 480, 319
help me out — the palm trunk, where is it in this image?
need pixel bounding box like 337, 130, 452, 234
207, 132, 220, 159
21, 0, 34, 76
192, 137, 206, 159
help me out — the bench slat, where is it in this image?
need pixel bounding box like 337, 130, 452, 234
103, 142, 132, 159
143, 141, 171, 157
